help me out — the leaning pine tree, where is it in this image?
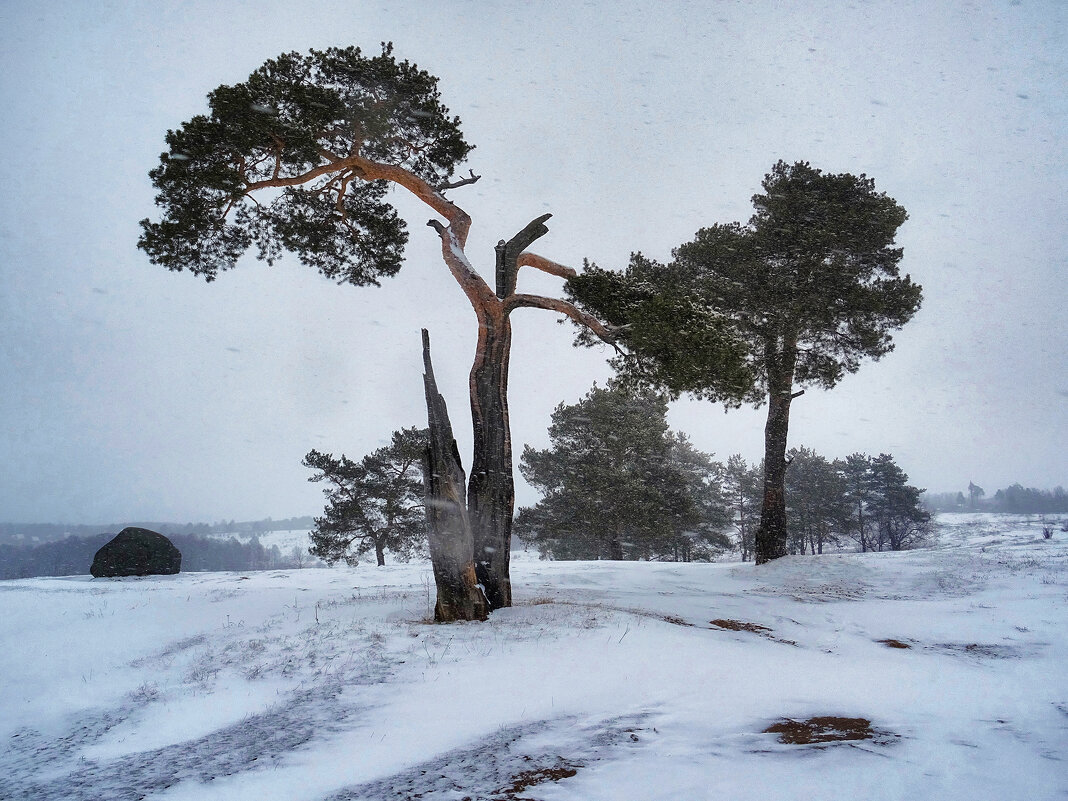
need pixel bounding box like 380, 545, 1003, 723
138, 44, 620, 620
569, 161, 922, 563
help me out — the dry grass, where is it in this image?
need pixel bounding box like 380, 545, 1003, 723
764, 716, 874, 745
493, 763, 580, 799
710, 618, 772, 634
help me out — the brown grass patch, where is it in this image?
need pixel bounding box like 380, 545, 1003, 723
709, 618, 798, 646
710, 618, 772, 634
493, 764, 580, 799
877, 638, 912, 649
764, 716, 874, 745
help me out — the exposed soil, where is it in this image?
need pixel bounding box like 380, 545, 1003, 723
493, 763, 580, 799
709, 618, 798, 646
877, 638, 913, 649
327, 713, 651, 801
877, 638, 1022, 658
938, 643, 1019, 659
764, 716, 875, 745
710, 618, 772, 634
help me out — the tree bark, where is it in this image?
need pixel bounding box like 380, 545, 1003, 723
421, 329, 489, 623
755, 375, 794, 564
467, 305, 514, 610
466, 213, 561, 611
375, 540, 386, 567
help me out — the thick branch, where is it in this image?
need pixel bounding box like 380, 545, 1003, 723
427, 220, 498, 310
245, 152, 474, 247
504, 293, 624, 351
496, 213, 554, 299
516, 251, 578, 280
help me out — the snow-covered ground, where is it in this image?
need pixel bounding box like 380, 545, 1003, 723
1, 513, 1065, 800
226, 528, 314, 556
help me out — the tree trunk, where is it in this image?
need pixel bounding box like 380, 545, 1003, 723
424, 212, 613, 614
467, 308, 514, 610
375, 540, 386, 567
755, 380, 794, 564
464, 215, 556, 611
421, 330, 489, 623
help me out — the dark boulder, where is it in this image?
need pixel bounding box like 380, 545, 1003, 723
90, 527, 182, 577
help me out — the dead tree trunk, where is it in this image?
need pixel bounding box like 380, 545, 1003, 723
467, 307, 514, 609
426, 213, 620, 615
464, 214, 557, 609
421, 329, 488, 623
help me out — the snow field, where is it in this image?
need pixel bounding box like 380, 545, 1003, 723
0, 513, 1065, 800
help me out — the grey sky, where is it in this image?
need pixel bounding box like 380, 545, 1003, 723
0, 1, 1064, 524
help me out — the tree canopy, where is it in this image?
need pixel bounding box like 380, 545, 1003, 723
139, 43, 472, 285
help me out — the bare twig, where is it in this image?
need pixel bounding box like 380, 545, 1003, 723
438, 169, 481, 192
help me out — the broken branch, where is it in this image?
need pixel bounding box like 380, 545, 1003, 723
438, 169, 481, 191
516, 252, 577, 280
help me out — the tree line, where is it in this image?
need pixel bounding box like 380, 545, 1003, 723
924, 484, 1068, 514
0, 533, 300, 581
0, 517, 314, 548
307, 385, 931, 566
515, 386, 930, 560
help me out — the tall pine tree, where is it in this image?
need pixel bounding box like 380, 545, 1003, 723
569, 161, 922, 563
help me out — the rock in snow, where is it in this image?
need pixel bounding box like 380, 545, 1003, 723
90, 527, 181, 577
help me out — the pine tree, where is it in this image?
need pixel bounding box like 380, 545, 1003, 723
785, 447, 850, 555
516, 384, 729, 561
842, 453, 876, 552
724, 454, 761, 561
865, 454, 931, 551
303, 428, 428, 567
569, 161, 922, 564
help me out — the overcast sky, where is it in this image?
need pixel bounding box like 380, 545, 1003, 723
0, 0, 1064, 525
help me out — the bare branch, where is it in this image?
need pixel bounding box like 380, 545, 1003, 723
516, 251, 577, 280
496, 213, 554, 298
316, 145, 345, 163
504, 293, 624, 352
244, 153, 475, 247
438, 169, 482, 192
426, 220, 498, 310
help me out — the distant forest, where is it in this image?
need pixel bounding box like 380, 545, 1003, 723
0, 530, 315, 580
924, 484, 1068, 514
0, 516, 314, 547
0, 517, 316, 580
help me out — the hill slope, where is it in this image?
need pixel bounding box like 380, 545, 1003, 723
1, 514, 1065, 800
